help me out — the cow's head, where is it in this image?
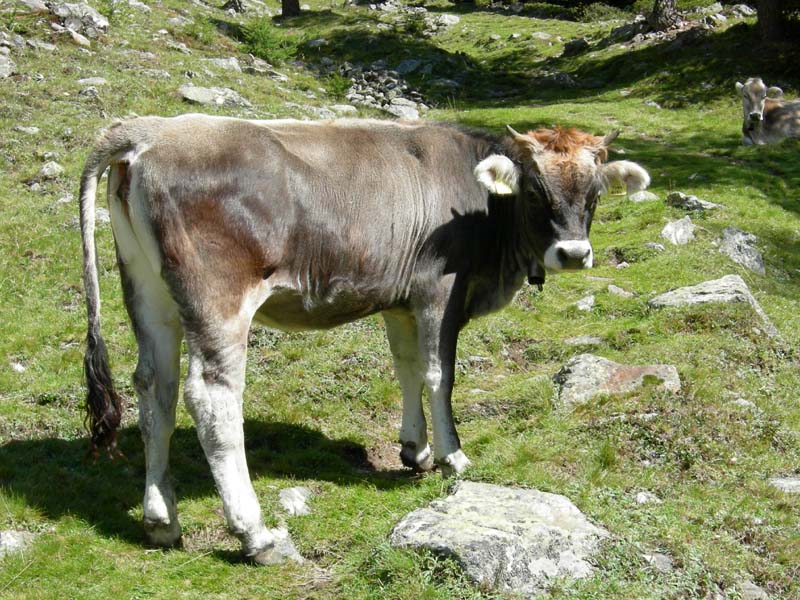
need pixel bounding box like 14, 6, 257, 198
736, 77, 784, 130
474, 126, 618, 273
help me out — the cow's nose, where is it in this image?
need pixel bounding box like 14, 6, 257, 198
749, 112, 763, 122
544, 240, 593, 271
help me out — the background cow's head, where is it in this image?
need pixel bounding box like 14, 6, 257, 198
736, 77, 784, 129
475, 126, 618, 273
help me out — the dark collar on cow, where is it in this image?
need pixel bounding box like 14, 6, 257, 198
527, 260, 545, 291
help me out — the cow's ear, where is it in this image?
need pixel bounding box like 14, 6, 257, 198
767, 86, 783, 99
591, 130, 618, 163
474, 155, 520, 196
507, 125, 544, 154
735, 81, 744, 94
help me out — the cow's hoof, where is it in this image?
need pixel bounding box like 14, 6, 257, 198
250, 543, 285, 566
436, 449, 471, 478
144, 518, 182, 548
247, 528, 304, 565
400, 442, 434, 472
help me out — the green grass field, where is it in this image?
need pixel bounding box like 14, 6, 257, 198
1, 0, 799, 598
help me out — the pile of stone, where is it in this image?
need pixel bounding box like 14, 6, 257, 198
337, 62, 430, 119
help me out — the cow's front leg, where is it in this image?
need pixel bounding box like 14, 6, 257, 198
183, 324, 276, 563
415, 303, 471, 478
383, 311, 433, 472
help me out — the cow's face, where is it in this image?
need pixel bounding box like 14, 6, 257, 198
736, 78, 784, 130
475, 126, 617, 272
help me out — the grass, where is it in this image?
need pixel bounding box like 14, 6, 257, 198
1, 0, 799, 598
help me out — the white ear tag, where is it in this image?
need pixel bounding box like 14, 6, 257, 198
474, 155, 519, 196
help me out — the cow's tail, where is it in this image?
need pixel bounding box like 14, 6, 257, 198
602, 160, 651, 194
79, 122, 133, 456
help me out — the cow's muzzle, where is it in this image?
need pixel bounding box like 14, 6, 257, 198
749, 112, 763, 123
544, 240, 593, 271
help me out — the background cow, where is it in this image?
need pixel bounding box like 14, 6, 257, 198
79, 115, 617, 563
736, 77, 800, 145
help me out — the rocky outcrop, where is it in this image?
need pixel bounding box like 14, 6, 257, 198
390, 481, 607, 597
666, 191, 721, 211
554, 354, 680, 405
49, 2, 109, 38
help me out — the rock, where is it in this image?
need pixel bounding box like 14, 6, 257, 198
608, 284, 634, 298
489, 34, 502, 41
698, 2, 724, 14
728, 3, 756, 17
37, 161, 64, 180
562, 37, 589, 56
608, 17, 648, 42
178, 84, 252, 108
390, 481, 608, 597
0, 55, 16, 79
77, 77, 106, 86
730, 397, 756, 410
554, 354, 680, 406
26, 39, 57, 52
167, 40, 192, 54
702, 13, 727, 27
0, 530, 35, 558
769, 477, 800, 494
575, 295, 595, 311
737, 579, 769, 599
628, 190, 658, 202
79, 85, 99, 98
648, 274, 779, 337
531, 31, 552, 40
436, 14, 460, 26
615, 261, 630, 269
643, 552, 673, 573
382, 104, 419, 119
666, 191, 721, 211
254, 527, 304, 564
15, 0, 49, 10
396, 59, 421, 75
644, 99, 662, 109
11, 361, 26, 373
96, 207, 110, 223
644, 242, 665, 252
49, 2, 109, 38
206, 57, 241, 72
306, 38, 328, 48
660, 216, 695, 245
329, 104, 357, 115
70, 29, 91, 47
564, 335, 603, 346
141, 68, 171, 79
13, 126, 39, 135
279, 486, 313, 516
635, 491, 662, 505
719, 227, 765, 275
126, 0, 151, 11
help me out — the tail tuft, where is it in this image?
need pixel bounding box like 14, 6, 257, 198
84, 322, 124, 455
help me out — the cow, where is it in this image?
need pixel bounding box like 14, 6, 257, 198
602, 160, 650, 197
79, 115, 618, 563
736, 77, 800, 145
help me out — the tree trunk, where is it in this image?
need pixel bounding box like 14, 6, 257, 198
281, 0, 301, 17
647, 0, 682, 31
222, 0, 246, 12
757, 0, 785, 40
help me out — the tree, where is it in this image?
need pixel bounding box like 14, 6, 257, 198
647, 0, 682, 31
757, 0, 786, 39
281, 0, 300, 17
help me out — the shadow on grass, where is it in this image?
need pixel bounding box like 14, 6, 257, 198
0, 420, 416, 545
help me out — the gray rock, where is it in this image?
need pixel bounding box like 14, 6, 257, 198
329, 104, 358, 115
77, 77, 107, 86
697, 2, 724, 14
390, 481, 608, 597
79, 85, 99, 98
609, 17, 648, 42
554, 354, 680, 406
178, 84, 252, 108
206, 57, 241, 72
648, 274, 779, 337
167, 40, 192, 54
279, 486, 313, 516
702, 13, 727, 27
68, 29, 91, 47
49, 2, 109, 38
126, 0, 150, 11
728, 3, 756, 17
531, 31, 552, 40
0, 530, 35, 558
96, 207, 110, 223
608, 284, 634, 298
719, 227, 765, 275
489, 34, 502, 41
382, 104, 419, 119
769, 477, 800, 494
737, 579, 769, 599
26, 39, 57, 52
564, 335, 603, 346
575, 294, 595, 311
306, 38, 329, 48
37, 161, 64, 180
15, 0, 49, 10
644, 242, 665, 252
661, 216, 695, 245
628, 190, 658, 203
0, 55, 16, 79
253, 527, 304, 564
13, 126, 39, 135
436, 14, 460, 26
562, 37, 589, 56
643, 552, 673, 573
635, 491, 662, 505
730, 397, 757, 410
140, 68, 171, 79
666, 191, 721, 211
396, 59, 422, 75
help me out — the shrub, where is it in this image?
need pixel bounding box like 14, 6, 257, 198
243, 17, 304, 64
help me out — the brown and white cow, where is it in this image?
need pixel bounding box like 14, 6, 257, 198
79, 115, 617, 563
736, 77, 800, 145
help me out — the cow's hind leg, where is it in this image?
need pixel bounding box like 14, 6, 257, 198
383, 311, 433, 472
118, 262, 183, 546
182, 315, 276, 563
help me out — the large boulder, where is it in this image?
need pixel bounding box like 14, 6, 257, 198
390, 481, 608, 597
648, 274, 779, 337
554, 354, 680, 405
49, 2, 109, 38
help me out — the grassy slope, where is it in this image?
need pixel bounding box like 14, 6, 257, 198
1, 0, 799, 598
